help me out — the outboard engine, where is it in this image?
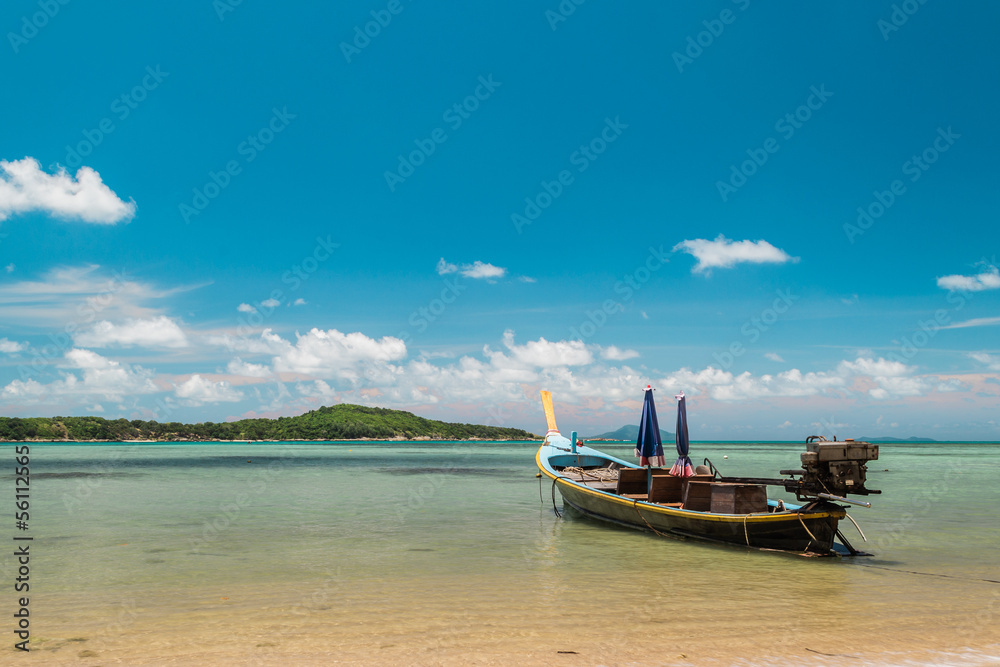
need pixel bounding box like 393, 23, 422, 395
782, 436, 881, 501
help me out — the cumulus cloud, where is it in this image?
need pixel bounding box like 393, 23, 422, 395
271, 328, 407, 379
74, 316, 188, 348
227, 357, 272, 377
0, 157, 136, 224
237, 303, 256, 313
660, 355, 931, 402
174, 374, 242, 404
261, 298, 280, 308
293, 298, 306, 306
437, 258, 507, 280
1, 348, 157, 403
937, 266, 1000, 292
0, 337, 25, 353
764, 352, 784, 362
499, 329, 592, 367
5, 263, 13, 273
673, 234, 796, 274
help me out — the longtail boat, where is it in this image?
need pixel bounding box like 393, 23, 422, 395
535, 389, 881, 557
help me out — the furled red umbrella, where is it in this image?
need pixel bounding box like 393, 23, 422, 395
634, 385, 665, 467
669, 391, 694, 477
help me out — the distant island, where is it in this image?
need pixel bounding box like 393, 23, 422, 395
856, 436, 939, 443
586, 424, 675, 442
0, 404, 538, 442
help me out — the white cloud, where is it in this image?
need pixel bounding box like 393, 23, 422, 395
1, 348, 157, 403
0, 337, 25, 353
662, 366, 845, 401
74, 316, 188, 348
292, 298, 306, 306
601, 345, 640, 361
271, 328, 407, 379
5, 263, 13, 273
764, 352, 784, 362
437, 258, 507, 280
969, 352, 1000, 371
673, 234, 796, 274
936, 266, 1000, 292
0, 265, 195, 327
461, 261, 506, 280
500, 329, 592, 367
939, 316, 1000, 331
226, 357, 272, 378
518, 276, 537, 283
261, 298, 280, 308
237, 303, 256, 313
0, 157, 136, 224
436, 258, 458, 275
174, 374, 242, 404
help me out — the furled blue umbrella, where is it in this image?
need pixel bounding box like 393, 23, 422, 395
634, 385, 665, 467
669, 391, 694, 477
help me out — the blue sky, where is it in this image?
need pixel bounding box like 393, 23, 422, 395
1, 1, 998, 439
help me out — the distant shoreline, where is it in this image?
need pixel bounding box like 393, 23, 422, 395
0, 437, 543, 444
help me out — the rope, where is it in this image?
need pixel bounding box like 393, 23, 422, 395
632, 500, 676, 540
796, 512, 820, 551
562, 466, 619, 483
844, 512, 867, 542
550, 478, 562, 518
851, 563, 1000, 584
743, 514, 750, 546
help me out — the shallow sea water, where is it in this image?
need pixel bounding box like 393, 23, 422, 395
4, 440, 999, 665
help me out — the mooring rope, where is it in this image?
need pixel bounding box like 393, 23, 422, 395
632, 500, 678, 540
796, 512, 820, 544
550, 478, 562, 518
851, 563, 1000, 584
844, 512, 867, 542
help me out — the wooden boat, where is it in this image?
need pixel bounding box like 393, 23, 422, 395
535, 390, 880, 557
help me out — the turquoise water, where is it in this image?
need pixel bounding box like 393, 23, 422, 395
5, 440, 1000, 665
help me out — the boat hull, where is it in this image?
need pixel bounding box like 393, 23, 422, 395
537, 444, 845, 555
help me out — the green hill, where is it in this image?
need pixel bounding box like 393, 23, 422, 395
0, 404, 537, 442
